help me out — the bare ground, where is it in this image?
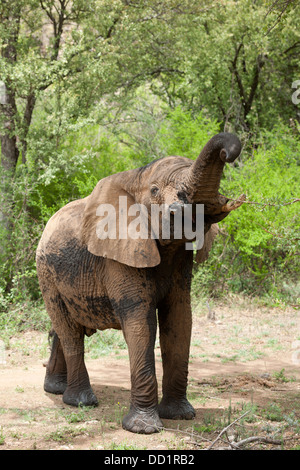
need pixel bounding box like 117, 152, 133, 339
0, 298, 300, 450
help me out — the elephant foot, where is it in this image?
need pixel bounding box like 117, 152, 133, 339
122, 405, 163, 434
63, 386, 98, 407
158, 397, 195, 420
44, 373, 67, 395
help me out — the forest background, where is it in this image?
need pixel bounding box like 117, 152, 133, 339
0, 0, 299, 325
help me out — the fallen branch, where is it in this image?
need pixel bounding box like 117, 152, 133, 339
206, 411, 251, 450
233, 436, 283, 449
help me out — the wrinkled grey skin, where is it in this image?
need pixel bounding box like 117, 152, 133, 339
36, 133, 243, 434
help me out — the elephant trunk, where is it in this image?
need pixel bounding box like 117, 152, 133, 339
188, 133, 242, 211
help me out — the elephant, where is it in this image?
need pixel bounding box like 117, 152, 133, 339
36, 132, 244, 434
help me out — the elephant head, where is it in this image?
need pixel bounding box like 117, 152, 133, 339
81, 133, 245, 268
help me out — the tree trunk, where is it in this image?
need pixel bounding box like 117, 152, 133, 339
0, 4, 20, 172
0, 82, 19, 256
0, 8, 20, 286
21, 92, 36, 164
0, 89, 19, 172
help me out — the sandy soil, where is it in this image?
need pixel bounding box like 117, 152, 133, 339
0, 300, 299, 450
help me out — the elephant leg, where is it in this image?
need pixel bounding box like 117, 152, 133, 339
62, 345, 98, 408
158, 293, 195, 420
117, 305, 162, 434
42, 286, 98, 407
44, 330, 67, 395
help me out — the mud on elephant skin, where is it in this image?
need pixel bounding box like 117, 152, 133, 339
36, 132, 244, 434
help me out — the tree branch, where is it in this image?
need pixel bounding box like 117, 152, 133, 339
207, 411, 251, 450
244, 54, 266, 116
233, 436, 283, 449
232, 197, 300, 207
21, 92, 36, 164
230, 42, 265, 130
231, 42, 246, 104
122, 67, 185, 89
265, 0, 297, 34
283, 40, 300, 55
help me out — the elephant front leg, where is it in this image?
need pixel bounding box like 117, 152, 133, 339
158, 296, 195, 420
120, 308, 163, 434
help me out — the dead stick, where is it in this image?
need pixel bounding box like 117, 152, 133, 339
234, 436, 283, 448
206, 411, 251, 450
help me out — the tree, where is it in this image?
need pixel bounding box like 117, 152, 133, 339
0, 0, 210, 292
0, 0, 212, 173
0, 0, 94, 171
154, 0, 300, 135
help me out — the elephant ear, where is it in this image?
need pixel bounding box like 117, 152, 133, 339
81, 174, 161, 268
195, 224, 219, 263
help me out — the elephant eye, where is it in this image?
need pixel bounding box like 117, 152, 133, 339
150, 186, 159, 197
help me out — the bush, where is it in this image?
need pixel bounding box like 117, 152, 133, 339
193, 124, 300, 303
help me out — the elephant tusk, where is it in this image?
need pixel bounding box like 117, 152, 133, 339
221, 194, 246, 212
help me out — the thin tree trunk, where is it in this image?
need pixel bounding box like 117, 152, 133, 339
0, 7, 21, 288
21, 92, 36, 164
0, 91, 19, 172
230, 42, 265, 132
0, 4, 20, 173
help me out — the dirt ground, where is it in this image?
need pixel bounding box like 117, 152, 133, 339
0, 299, 300, 450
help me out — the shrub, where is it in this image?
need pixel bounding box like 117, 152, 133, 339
193, 124, 300, 302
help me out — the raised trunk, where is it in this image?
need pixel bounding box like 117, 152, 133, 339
188, 133, 241, 212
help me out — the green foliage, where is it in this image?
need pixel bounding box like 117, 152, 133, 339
157, 106, 220, 159
0, 300, 50, 343
85, 330, 127, 358
0, 427, 5, 445
0, 167, 42, 299
193, 123, 300, 302
158, 0, 300, 132
0, 0, 299, 314
222, 127, 299, 297
263, 403, 285, 422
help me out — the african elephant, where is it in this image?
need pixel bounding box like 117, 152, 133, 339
36, 132, 244, 434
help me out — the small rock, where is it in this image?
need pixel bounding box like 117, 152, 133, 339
260, 373, 271, 380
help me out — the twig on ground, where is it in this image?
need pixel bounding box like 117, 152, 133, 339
206, 411, 251, 450
233, 436, 283, 449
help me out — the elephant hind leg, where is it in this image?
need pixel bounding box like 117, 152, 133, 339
44, 329, 67, 395
41, 286, 98, 407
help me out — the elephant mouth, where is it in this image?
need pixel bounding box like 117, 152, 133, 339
169, 193, 246, 228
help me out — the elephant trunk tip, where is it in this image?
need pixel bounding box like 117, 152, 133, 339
218, 133, 242, 163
